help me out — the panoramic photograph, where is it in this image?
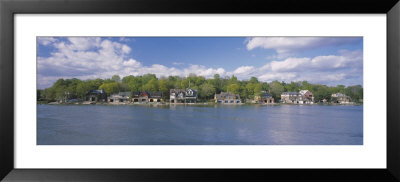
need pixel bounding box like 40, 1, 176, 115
37, 36, 363, 145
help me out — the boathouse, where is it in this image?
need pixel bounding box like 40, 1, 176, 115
214, 92, 241, 104
281, 92, 303, 104
170, 88, 198, 103
331, 93, 351, 104
85, 89, 107, 102
254, 91, 274, 104
108, 92, 131, 103
132, 91, 163, 103
299, 90, 314, 104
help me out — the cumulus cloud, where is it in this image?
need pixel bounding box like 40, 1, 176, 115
252, 49, 362, 84
37, 37, 58, 45
224, 49, 362, 85
233, 66, 255, 75
246, 37, 361, 55
37, 37, 229, 88
37, 37, 362, 89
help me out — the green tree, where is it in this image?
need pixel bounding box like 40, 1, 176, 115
37, 89, 44, 101
229, 75, 238, 85
245, 83, 255, 97
111, 75, 121, 82
127, 77, 142, 91
227, 83, 240, 94
253, 83, 263, 96
76, 81, 90, 99
99, 82, 120, 94
249, 77, 259, 84
285, 82, 300, 92
142, 78, 158, 91
336, 85, 345, 93
158, 77, 169, 99
345, 85, 363, 102
211, 74, 222, 93
269, 81, 285, 100
199, 83, 216, 100
313, 85, 331, 101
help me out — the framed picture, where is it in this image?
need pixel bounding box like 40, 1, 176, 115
1, 0, 399, 181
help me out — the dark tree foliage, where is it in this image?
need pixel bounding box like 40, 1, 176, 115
39, 75, 363, 103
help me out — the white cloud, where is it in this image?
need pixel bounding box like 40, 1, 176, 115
67, 37, 101, 51
233, 66, 255, 75
223, 49, 362, 85
37, 37, 362, 89
123, 59, 141, 67
254, 49, 363, 84
37, 37, 229, 88
183, 65, 226, 78
269, 57, 310, 72
122, 45, 131, 54
38, 37, 57, 45
258, 72, 297, 82
246, 37, 361, 55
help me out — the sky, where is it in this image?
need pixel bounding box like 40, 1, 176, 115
37, 37, 363, 89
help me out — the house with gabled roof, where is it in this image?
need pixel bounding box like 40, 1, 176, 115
170, 88, 198, 103
215, 92, 241, 104
132, 91, 149, 103
148, 92, 163, 103
299, 90, 314, 104
108, 92, 131, 103
281, 92, 304, 104
254, 91, 274, 104
132, 91, 163, 103
85, 89, 107, 102
331, 93, 351, 104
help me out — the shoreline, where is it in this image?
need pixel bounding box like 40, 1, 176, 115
41, 101, 362, 106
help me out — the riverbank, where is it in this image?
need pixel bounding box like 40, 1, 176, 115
40, 101, 362, 106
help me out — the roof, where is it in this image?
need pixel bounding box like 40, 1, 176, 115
118, 92, 130, 96
332, 93, 347, 97
149, 92, 163, 98
170, 88, 198, 97
185, 88, 198, 97
111, 92, 130, 97
131, 91, 163, 98
131, 91, 149, 97
260, 91, 272, 98
281, 92, 300, 96
132, 91, 141, 97
87, 89, 106, 95
170, 89, 185, 94
299, 90, 311, 95
215, 92, 240, 99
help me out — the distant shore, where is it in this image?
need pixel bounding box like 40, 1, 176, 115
40, 101, 362, 106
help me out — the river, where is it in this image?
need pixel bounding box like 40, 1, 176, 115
37, 104, 363, 145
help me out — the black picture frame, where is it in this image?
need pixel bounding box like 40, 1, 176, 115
1, 0, 399, 181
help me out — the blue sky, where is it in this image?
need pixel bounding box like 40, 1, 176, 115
37, 37, 363, 89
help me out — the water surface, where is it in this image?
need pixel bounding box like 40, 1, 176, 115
37, 104, 363, 145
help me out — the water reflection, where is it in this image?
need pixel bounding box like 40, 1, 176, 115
37, 104, 363, 145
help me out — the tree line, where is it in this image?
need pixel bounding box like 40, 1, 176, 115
37, 73, 363, 103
